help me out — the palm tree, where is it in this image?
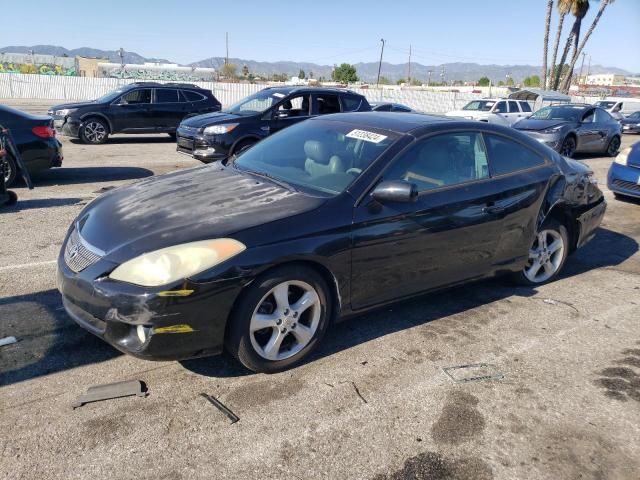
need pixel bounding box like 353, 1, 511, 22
549, 0, 571, 89
561, 0, 615, 91
552, 0, 589, 91
541, 0, 554, 89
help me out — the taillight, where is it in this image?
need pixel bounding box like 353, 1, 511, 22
32, 126, 56, 138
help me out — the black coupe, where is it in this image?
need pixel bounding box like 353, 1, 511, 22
58, 113, 605, 372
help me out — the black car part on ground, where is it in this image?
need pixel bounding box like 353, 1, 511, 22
58, 114, 605, 372
49, 82, 221, 144
176, 86, 371, 163
0, 125, 33, 206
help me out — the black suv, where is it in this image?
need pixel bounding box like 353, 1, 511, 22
176, 87, 371, 162
49, 82, 221, 144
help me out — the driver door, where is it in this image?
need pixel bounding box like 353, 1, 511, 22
576, 108, 599, 151
270, 94, 311, 134
110, 88, 154, 132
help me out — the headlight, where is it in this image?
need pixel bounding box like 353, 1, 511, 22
203, 123, 239, 135
109, 238, 246, 287
542, 125, 563, 134
614, 147, 631, 166
55, 108, 76, 117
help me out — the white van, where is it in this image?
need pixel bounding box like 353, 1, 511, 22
594, 100, 640, 120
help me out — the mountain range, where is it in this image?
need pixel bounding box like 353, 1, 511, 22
2, 45, 634, 83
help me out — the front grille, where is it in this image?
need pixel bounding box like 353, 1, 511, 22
612, 179, 640, 193
177, 135, 194, 152
64, 228, 103, 273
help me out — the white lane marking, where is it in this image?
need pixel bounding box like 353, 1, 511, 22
0, 260, 57, 272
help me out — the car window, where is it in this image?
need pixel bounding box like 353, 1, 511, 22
384, 132, 489, 192
582, 109, 595, 123
156, 89, 179, 103
120, 89, 152, 105
315, 94, 341, 114
494, 102, 507, 113
508, 101, 520, 113
629, 112, 640, 119
275, 94, 310, 118
234, 119, 399, 196
342, 95, 364, 112
182, 90, 206, 102
594, 108, 613, 123
392, 106, 412, 112
484, 134, 545, 176
520, 102, 532, 113
463, 100, 494, 112
374, 104, 391, 112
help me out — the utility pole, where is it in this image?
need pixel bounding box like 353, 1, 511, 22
407, 44, 412, 85
426, 70, 432, 87
118, 48, 124, 69
577, 52, 586, 86
440, 67, 445, 86
225, 32, 229, 65
376, 38, 385, 89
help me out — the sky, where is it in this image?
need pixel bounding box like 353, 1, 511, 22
3, 0, 639, 72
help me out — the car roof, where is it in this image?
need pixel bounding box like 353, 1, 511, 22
124, 82, 204, 90
312, 111, 452, 133
261, 86, 363, 96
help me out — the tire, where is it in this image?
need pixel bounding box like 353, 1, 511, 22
606, 136, 621, 157
226, 265, 332, 373
232, 139, 256, 156
513, 218, 569, 286
560, 136, 576, 158
79, 117, 109, 144
5, 190, 18, 206
1, 155, 17, 187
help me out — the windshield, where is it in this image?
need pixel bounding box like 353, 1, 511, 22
530, 106, 581, 122
462, 100, 495, 112
225, 90, 290, 115
234, 119, 399, 196
627, 112, 640, 119
595, 101, 616, 109
95, 89, 126, 103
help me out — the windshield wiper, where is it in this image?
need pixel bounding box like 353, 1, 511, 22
237, 167, 298, 192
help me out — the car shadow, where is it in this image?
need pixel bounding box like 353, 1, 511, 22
0, 197, 85, 212
610, 194, 640, 206
181, 227, 638, 378
69, 135, 175, 145
25, 166, 154, 187
0, 289, 121, 387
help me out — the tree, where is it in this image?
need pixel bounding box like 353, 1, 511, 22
221, 63, 237, 80
541, 0, 554, 88
331, 63, 358, 83
506, 76, 515, 87
561, 0, 615, 92
549, 0, 571, 89
241, 64, 249, 78
477, 76, 491, 86
553, 0, 589, 90
378, 76, 391, 85
497, 80, 505, 86
523, 75, 541, 87
411, 79, 423, 86
298, 69, 305, 79
396, 78, 406, 85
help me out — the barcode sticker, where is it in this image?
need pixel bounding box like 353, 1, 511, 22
346, 129, 388, 143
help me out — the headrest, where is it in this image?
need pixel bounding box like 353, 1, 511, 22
304, 140, 331, 164
281, 100, 292, 110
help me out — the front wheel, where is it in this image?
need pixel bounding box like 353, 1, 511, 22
560, 136, 576, 158
2, 155, 18, 187
80, 118, 109, 144
514, 219, 569, 286
226, 265, 331, 373
606, 136, 621, 157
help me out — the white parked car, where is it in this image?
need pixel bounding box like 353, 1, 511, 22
446, 99, 532, 127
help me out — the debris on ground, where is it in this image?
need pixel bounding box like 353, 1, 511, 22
442, 363, 504, 383
72, 380, 148, 409
0, 336, 17, 347
200, 393, 240, 424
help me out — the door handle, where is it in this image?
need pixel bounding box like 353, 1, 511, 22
482, 205, 504, 215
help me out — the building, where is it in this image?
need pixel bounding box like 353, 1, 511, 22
97, 62, 216, 82
584, 73, 626, 86
75, 56, 108, 77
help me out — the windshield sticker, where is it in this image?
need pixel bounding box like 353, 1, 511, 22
346, 129, 388, 143
272, 92, 286, 98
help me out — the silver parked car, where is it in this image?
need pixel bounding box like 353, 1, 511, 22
513, 104, 622, 158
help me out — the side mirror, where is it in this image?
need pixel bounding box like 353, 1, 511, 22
371, 180, 418, 203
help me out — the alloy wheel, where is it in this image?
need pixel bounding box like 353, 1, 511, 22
607, 137, 620, 156
560, 137, 576, 157
249, 280, 321, 361
84, 121, 107, 143
524, 229, 565, 283
1, 158, 11, 184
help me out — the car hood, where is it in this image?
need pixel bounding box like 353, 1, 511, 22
181, 111, 249, 128
49, 101, 99, 111
76, 165, 325, 262
620, 117, 640, 125
514, 118, 573, 131
445, 110, 485, 118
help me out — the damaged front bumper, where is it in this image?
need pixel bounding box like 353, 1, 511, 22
57, 255, 246, 360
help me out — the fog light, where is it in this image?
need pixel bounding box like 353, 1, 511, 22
193, 147, 216, 156
136, 325, 147, 344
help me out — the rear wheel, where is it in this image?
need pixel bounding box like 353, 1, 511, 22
226, 265, 331, 373
560, 136, 576, 158
514, 219, 569, 286
606, 136, 621, 157
80, 118, 109, 144
1, 155, 17, 187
